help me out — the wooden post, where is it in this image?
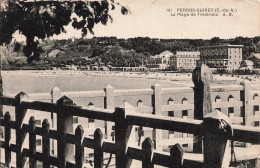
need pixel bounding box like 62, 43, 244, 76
94, 128, 103, 168
151, 83, 162, 151
170, 144, 183, 168
15, 92, 29, 168
104, 84, 114, 140
56, 96, 74, 168
192, 64, 212, 153
75, 125, 84, 168
29, 117, 36, 168
4, 112, 11, 167
51, 86, 61, 155
203, 117, 229, 168
142, 138, 154, 168
115, 102, 135, 168
42, 119, 50, 168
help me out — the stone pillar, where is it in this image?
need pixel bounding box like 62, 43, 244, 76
192, 64, 213, 153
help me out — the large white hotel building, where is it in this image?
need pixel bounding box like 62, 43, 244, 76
199, 45, 243, 69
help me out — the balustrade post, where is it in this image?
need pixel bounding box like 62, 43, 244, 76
142, 137, 154, 168
203, 116, 229, 168
115, 102, 135, 168
42, 119, 50, 168
94, 128, 103, 168
192, 64, 212, 153
104, 84, 114, 140
56, 96, 74, 168
15, 92, 29, 168
151, 83, 162, 151
169, 143, 183, 168
29, 117, 36, 168
75, 125, 84, 168
4, 112, 11, 167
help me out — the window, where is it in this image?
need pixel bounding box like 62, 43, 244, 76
254, 106, 259, 115
215, 95, 221, 102
228, 107, 234, 113
182, 110, 188, 117
228, 95, 234, 101
254, 121, 259, 127
182, 97, 188, 104
168, 111, 174, 117
254, 106, 259, 111
137, 99, 143, 107
253, 94, 259, 100
182, 144, 188, 147
36, 139, 41, 146
168, 97, 174, 105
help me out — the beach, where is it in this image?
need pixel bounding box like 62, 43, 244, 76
2, 70, 259, 95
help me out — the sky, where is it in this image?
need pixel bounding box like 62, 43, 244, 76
13, 0, 260, 41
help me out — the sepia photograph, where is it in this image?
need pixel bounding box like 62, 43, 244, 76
0, 0, 260, 167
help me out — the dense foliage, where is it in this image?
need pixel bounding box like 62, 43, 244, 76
0, 0, 128, 63
1, 36, 260, 69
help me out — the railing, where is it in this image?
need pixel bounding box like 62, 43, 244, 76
0, 65, 260, 168
0, 93, 260, 168
4, 78, 259, 152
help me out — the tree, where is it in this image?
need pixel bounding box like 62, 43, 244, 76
210, 37, 221, 46
0, 0, 129, 63
253, 36, 260, 44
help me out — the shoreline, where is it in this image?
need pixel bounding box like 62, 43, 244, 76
2, 70, 260, 85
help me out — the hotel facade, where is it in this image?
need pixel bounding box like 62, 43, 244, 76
170, 51, 200, 71
199, 45, 243, 69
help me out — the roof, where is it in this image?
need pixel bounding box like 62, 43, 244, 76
153, 50, 173, 58
200, 45, 244, 49
48, 49, 62, 57
176, 51, 200, 55
255, 42, 260, 52
242, 60, 254, 66
249, 53, 260, 60
175, 51, 200, 58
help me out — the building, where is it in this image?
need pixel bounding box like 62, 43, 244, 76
147, 50, 173, 70
199, 45, 243, 70
240, 60, 254, 70
248, 52, 260, 68
169, 51, 200, 71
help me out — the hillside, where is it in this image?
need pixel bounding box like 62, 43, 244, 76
1, 36, 260, 69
